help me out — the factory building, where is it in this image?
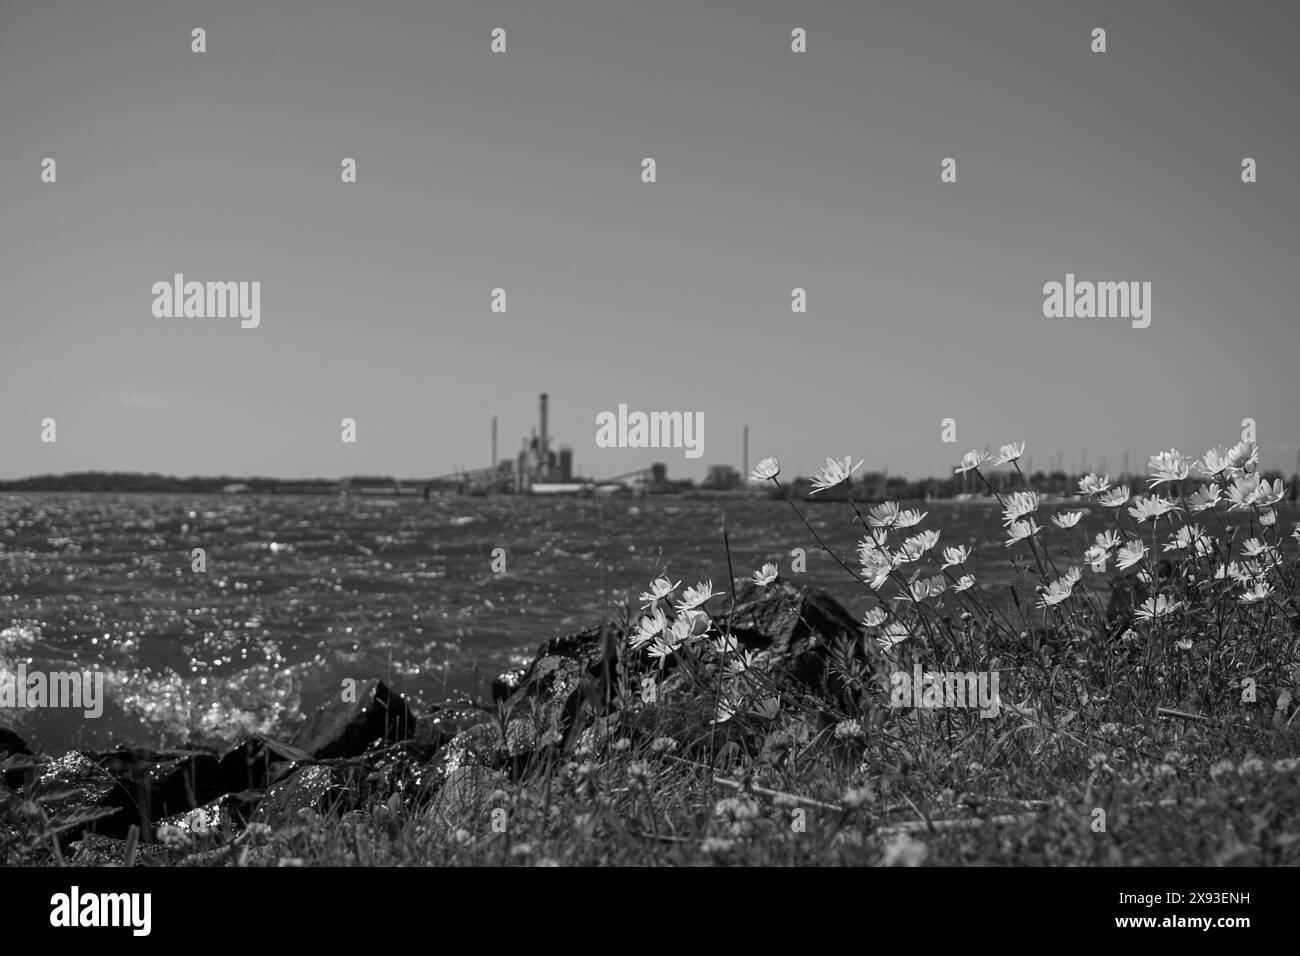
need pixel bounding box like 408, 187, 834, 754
516, 393, 574, 491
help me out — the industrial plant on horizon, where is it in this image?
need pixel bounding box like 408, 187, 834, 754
423, 394, 749, 497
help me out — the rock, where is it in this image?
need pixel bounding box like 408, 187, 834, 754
20, 748, 226, 840
433, 627, 623, 776
216, 735, 311, 793
155, 790, 263, 837
69, 832, 178, 867
415, 701, 494, 751
491, 668, 527, 703
427, 764, 506, 826
0, 726, 34, 790
710, 579, 869, 690
21, 752, 131, 839
360, 740, 443, 809
573, 712, 624, 755
250, 765, 351, 826
90, 747, 224, 827
497, 623, 623, 735
437, 717, 543, 777
0, 726, 31, 757
535, 623, 621, 680
508, 656, 586, 715
712, 578, 860, 653
291, 679, 417, 759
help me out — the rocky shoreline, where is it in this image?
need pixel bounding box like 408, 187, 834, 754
0, 579, 868, 866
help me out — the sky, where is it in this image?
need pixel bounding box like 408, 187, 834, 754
2, 0, 1297, 483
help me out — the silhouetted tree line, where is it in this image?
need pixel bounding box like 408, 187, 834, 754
0, 472, 337, 494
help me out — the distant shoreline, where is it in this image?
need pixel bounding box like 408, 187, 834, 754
3, 470, 1297, 504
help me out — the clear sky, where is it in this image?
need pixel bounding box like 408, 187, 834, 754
2, 0, 1297, 483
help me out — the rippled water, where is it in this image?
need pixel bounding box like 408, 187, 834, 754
1, 492, 1293, 750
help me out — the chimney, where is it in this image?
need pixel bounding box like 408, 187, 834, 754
743, 425, 749, 481
539, 393, 549, 459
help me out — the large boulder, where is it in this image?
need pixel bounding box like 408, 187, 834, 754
427, 764, 506, 827
415, 700, 494, 751
90, 747, 224, 827
250, 765, 351, 827
291, 679, 417, 759
216, 735, 310, 793
359, 739, 444, 809
709, 578, 869, 691
20, 752, 132, 839
497, 622, 622, 717
435, 717, 544, 779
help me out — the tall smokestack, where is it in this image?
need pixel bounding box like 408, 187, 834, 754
743, 425, 749, 481
491, 414, 498, 468
539, 393, 549, 459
